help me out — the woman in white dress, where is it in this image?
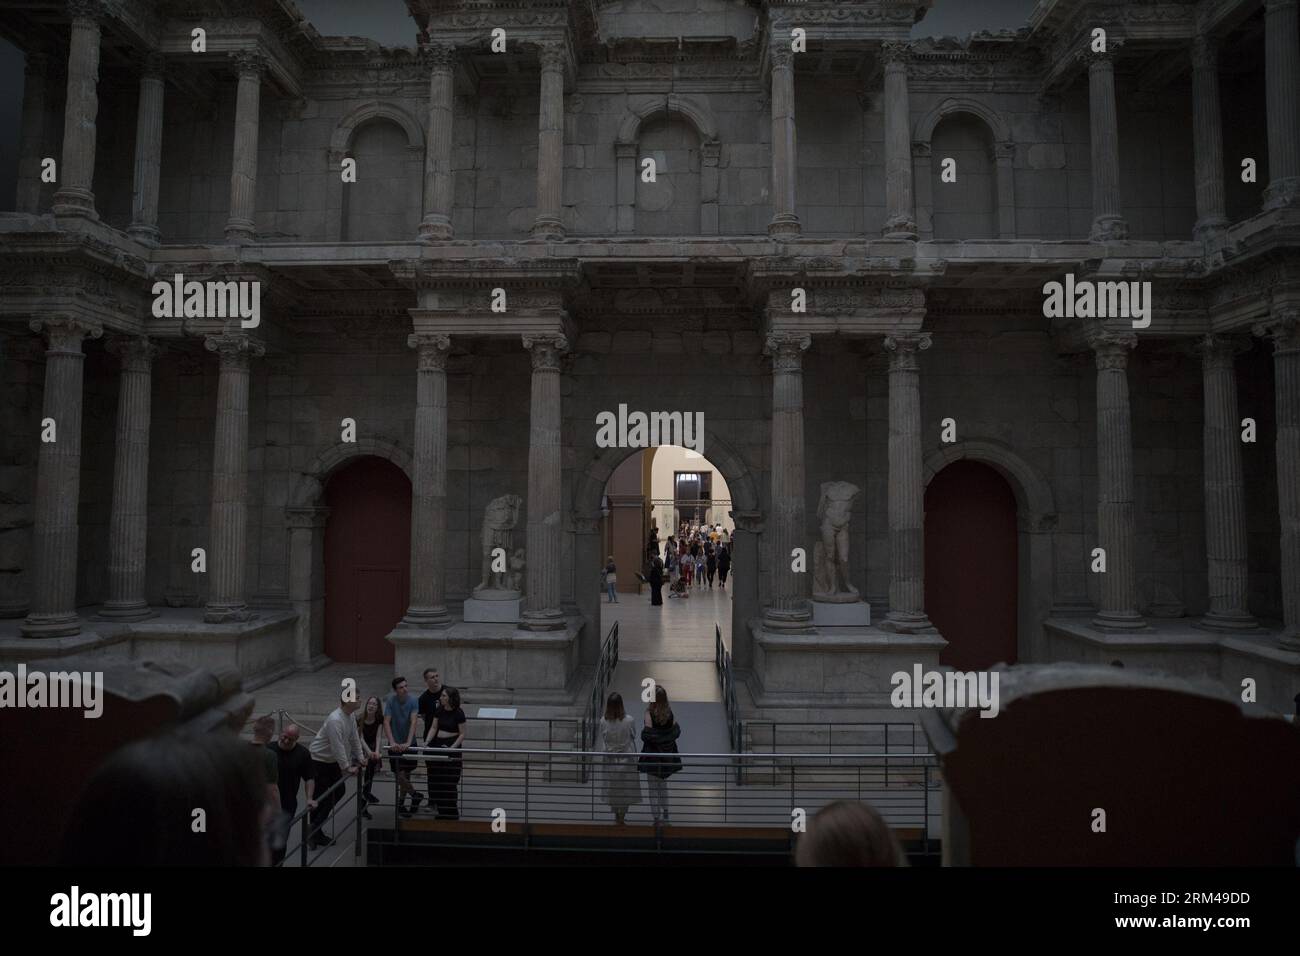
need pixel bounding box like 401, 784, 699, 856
597, 692, 642, 824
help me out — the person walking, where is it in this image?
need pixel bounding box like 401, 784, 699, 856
596, 692, 642, 824
424, 686, 467, 819
648, 554, 664, 606
639, 686, 682, 824
603, 556, 619, 603
268, 724, 316, 863
705, 544, 717, 588
717, 544, 731, 590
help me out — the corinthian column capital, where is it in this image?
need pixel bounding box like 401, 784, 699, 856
536, 41, 567, 73
883, 332, 932, 370
408, 332, 451, 369
107, 335, 160, 372
67, 0, 109, 22
764, 331, 811, 370
204, 332, 265, 368
421, 42, 456, 74
523, 333, 568, 370
229, 49, 266, 78
1076, 39, 1125, 68
1190, 34, 1218, 70
29, 315, 102, 352
1254, 309, 1300, 351
1086, 327, 1138, 369
880, 40, 911, 68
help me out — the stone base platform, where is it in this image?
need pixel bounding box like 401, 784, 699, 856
748, 621, 948, 708
388, 615, 585, 706
812, 600, 872, 627
0, 607, 299, 689
1043, 616, 1300, 717
462, 597, 523, 623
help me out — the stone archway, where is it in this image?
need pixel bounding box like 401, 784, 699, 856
286, 439, 414, 665
922, 440, 1057, 663
570, 430, 763, 665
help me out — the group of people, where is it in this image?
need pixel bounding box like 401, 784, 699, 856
594, 685, 683, 824
640, 523, 733, 606
251, 667, 468, 862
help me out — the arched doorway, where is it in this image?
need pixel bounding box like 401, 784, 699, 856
924, 459, 1018, 669
323, 456, 411, 663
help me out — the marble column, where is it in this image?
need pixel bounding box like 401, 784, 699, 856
51, 0, 105, 219
1253, 310, 1300, 647
401, 333, 452, 628
287, 505, 329, 664
1078, 42, 1129, 241
1264, 0, 1300, 210
520, 334, 567, 630
16, 53, 49, 215
881, 334, 933, 632
1088, 329, 1145, 629
1198, 335, 1256, 630
763, 333, 813, 631
203, 332, 263, 623
21, 316, 102, 637
419, 44, 456, 241
1191, 37, 1229, 240
224, 50, 265, 244
530, 43, 566, 239
881, 41, 917, 239
768, 46, 800, 238
128, 52, 166, 245
100, 336, 159, 621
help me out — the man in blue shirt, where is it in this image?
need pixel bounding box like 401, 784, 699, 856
384, 676, 423, 816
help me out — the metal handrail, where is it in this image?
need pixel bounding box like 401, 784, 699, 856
584, 620, 620, 756
276, 766, 365, 867
715, 622, 741, 756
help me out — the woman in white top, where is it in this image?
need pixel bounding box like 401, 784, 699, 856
596, 692, 642, 824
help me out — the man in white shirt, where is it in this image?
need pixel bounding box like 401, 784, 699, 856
307, 695, 363, 849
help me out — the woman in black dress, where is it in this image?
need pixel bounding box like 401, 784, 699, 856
357, 695, 386, 818
423, 686, 467, 819
639, 685, 682, 824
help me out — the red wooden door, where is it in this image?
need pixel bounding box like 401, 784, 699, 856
324, 457, 411, 663
924, 460, 1018, 670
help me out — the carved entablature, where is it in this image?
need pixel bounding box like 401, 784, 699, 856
1207, 253, 1300, 330
306, 47, 432, 96
763, 280, 927, 336
766, 0, 925, 38
0, 234, 151, 331
393, 257, 579, 337
906, 33, 1045, 90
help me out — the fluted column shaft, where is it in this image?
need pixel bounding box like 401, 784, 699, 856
101, 337, 158, 620
203, 333, 263, 623
419, 45, 456, 240
1191, 37, 1229, 239
881, 42, 917, 239
764, 333, 812, 630
129, 54, 166, 245
1254, 312, 1300, 646
1080, 45, 1129, 241
882, 334, 932, 631
16, 53, 49, 215
1199, 335, 1255, 629
22, 316, 102, 637
530, 44, 566, 239
225, 51, 264, 243
52, 3, 103, 219
768, 47, 800, 237
1264, 0, 1300, 210
1089, 330, 1144, 628
402, 334, 451, 627
521, 334, 567, 629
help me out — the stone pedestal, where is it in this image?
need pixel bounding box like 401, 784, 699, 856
463, 597, 523, 623
750, 621, 946, 708
812, 600, 872, 628
389, 617, 583, 705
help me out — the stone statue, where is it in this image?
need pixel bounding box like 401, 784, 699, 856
507, 548, 526, 594
475, 493, 522, 597
813, 481, 860, 602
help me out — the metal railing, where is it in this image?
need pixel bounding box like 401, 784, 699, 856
715, 622, 741, 756
276, 766, 366, 867
583, 620, 620, 755
744, 721, 926, 755
380, 747, 938, 836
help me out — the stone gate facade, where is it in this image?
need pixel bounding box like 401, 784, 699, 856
0, 0, 1298, 717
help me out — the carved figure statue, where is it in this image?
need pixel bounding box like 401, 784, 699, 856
813, 481, 860, 601
475, 494, 522, 594
507, 548, 527, 595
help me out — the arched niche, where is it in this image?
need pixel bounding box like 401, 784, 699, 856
615, 94, 722, 235
326, 102, 427, 242
912, 96, 1017, 240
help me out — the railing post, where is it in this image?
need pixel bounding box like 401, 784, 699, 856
299, 811, 309, 867
354, 767, 364, 862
